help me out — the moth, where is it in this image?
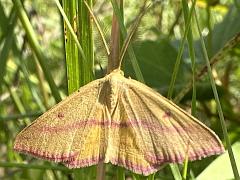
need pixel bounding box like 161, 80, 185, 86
14, 69, 224, 175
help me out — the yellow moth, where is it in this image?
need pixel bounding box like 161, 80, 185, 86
14, 69, 224, 175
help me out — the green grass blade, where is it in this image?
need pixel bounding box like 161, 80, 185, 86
0, 162, 72, 171
20, 61, 46, 112
181, 0, 196, 116
147, 173, 155, 180
61, 0, 93, 94
11, 45, 46, 112
77, 0, 94, 85
0, 112, 42, 121
182, 156, 189, 180
117, 167, 125, 180
55, 0, 86, 61
0, 9, 16, 94
62, 0, 81, 93
167, 0, 197, 99
84, 1, 110, 56
12, 0, 61, 103
193, 6, 240, 180
4, 80, 30, 124
181, 0, 197, 177
170, 164, 182, 180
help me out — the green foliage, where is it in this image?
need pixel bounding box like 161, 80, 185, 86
197, 142, 240, 180
0, 0, 240, 179
124, 39, 187, 92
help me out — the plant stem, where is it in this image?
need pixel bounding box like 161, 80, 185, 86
96, 161, 105, 180
108, 0, 121, 73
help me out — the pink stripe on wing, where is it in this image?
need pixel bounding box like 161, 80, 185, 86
37, 119, 198, 136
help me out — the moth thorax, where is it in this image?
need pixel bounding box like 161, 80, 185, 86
99, 78, 121, 113
108, 78, 120, 113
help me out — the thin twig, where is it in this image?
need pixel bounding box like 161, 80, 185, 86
174, 32, 240, 103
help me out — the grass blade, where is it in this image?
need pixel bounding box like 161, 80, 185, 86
77, 0, 94, 85
170, 164, 182, 180
0, 9, 16, 94
55, 0, 86, 62
193, 5, 240, 180
0, 162, 72, 171
12, 0, 61, 102
61, 0, 81, 93
167, 0, 197, 99
84, 1, 110, 56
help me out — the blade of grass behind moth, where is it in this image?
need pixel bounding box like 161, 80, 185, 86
169, 164, 182, 180
181, 0, 196, 116
148, 173, 155, 180
0, 112, 42, 121
9, 28, 47, 111
3, 80, 31, 125
112, 1, 126, 178
131, 174, 140, 180
117, 167, 125, 180
84, 1, 110, 56
167, 0, 197, 99
174, 32, 240, 103
12, 0, 61, 103
77, 0, 94, 85
193, 6, 240, 180
58, 0, 80, 93
0, 3, 13, 43
110, 0, 144, 83
0, 8, 17, 96
119, 1, 151, 66
33, 55, 49, 109
181, 0, 197, 178
206, 4, 212, 57
0, 162, 72, 172
55, 0, 86, 62
12, 47, 46, 112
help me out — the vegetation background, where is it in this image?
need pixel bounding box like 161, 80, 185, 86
0, 0, 240, 179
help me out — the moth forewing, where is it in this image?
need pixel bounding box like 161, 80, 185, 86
14, 70, 224, 176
